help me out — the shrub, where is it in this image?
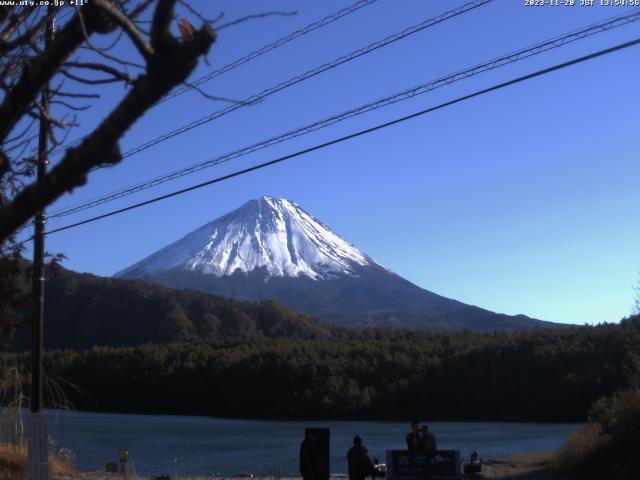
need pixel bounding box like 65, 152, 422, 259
553, 423, 610, 478
0, 443, 76, 480
554, 388, 640, 479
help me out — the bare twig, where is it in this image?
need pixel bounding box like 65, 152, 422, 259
48, 116, 75, 149
178, 0, 224, 25
127, 0, 156, 20
50, 99, 91, 111
183, 80, 263, 105
95, 28, 125, 51
61, 68, 131, 85
49, 88, 101, 99
4, 136, 35, 156
216, 10, 297, 31
5, 117, 37, 145
94, 0, 154, 61
79, 43, 146, 69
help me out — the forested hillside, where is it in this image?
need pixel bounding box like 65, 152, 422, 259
5, 269, 333, 350
3, 315, 638, 422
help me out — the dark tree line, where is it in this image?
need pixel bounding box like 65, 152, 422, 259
2, 315, 639, 422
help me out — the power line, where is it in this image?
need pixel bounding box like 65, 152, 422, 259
48, 0, 381, 156
120, 0, 494, 159
37, 36, 640, 240
51, 0, 494, 164
46, 0, 494, 216
160, 0, 380, 104
48, 8, 640, 219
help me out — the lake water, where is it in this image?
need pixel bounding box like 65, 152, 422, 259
36, 411, 581, 475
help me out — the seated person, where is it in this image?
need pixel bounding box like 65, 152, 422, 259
347, 435, 376, 480
406, 421, 427, 454
420, 425, 437, 458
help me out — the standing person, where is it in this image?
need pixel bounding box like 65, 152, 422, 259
347, 435, 376, 480
300, 431, 319, 480
406, 421, 426, 454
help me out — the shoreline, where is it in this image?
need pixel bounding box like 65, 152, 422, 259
38, 408, 586, 424
54, 452, 555, 480
482, 451, 553, 479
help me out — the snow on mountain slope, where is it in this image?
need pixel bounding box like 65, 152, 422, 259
115, 196, 373, 280
114, 196, 556, 331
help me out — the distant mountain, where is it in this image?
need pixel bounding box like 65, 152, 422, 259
116, 195, 374, 280
6, 267, 333, 351
116, 196, 559, 331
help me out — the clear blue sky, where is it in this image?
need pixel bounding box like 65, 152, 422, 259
22, 0, 640, 325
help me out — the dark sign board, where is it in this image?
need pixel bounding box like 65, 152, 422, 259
304, 427, 330, 480
386, 450, 461, 480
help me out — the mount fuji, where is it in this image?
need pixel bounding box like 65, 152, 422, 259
115, 196, 556, 331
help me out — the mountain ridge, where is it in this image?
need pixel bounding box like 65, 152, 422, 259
116, 196, 560, 331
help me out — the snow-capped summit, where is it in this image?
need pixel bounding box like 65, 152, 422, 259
115, 196, 372, 280
116, 196, 554, 331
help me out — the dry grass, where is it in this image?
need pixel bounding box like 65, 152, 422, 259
0, 442, 77, 480
552, 423, 610, 478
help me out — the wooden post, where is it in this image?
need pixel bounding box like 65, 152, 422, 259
27, 7, 54, 480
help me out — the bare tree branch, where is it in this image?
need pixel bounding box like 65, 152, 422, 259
0, 6, 17, 26
5, 117, 37, 145
0, 7, 33, 43
50, 100, 91, 112
64, 61, 134, 83
94, 0, 154, 61
0, 150, 9, 180
178, 1, 224, 25
150, 0, 176, 48
26, 105, 78, 130
183, 80, 262, 105
127, 0, 156, 20
48, 115, 75, 148
0, 0, 293, 313
49, 89, 100, 99
47, 114, 75, 146
216, 10, 297, 31
60, 68, 131, 86
79, 43, 146, 69
0, 9, 54, 56
0, 4, 216, 241
0, 6, 118, 144
92, 28, 124, 51
4, 137, 35, 157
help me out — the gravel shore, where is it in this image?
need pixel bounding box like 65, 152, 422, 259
482, 451, 553, 479
53, 452, 555, 480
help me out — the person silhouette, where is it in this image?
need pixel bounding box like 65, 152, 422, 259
347, 435, 376, 480
300, 431, 320, 480
406, 421, 427, 454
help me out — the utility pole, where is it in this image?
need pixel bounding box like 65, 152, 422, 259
27, 7, 54, 480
